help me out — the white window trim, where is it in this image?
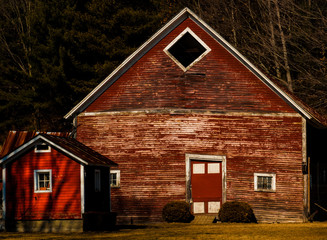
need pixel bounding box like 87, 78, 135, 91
34, 143, 51, 153
95, 169, 101, 192
80, 165, 85, 214
254, 173, 276, 192
110, 169, 121, 188
34, 169, 52, 193
164, 27, 211, 72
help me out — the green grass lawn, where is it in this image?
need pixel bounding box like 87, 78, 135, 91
0, 222, 326, 240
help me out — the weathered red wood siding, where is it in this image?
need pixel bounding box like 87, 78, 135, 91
6, 148, 81, 220
86, 18, 296, 114
77, 112, 304, 223
76, 17, 305, 223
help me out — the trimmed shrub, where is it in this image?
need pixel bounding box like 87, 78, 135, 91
162, 201, 194, 223
218, 201, 257, 223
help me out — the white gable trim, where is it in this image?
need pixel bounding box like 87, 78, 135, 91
64, 8, 316, 123
64, 8, 190, 119
189, 12, 313, 120
80, 165, 85, 214
0, 135, 88, 166
164, 27, 211, 71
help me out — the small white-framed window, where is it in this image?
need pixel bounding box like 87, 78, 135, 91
95, 169, 101, 192
254, 173, 276, 192
34, 169, 52, 192
34, 143, 51, 153
164, 27, 211, 71
110, 170, 120, 188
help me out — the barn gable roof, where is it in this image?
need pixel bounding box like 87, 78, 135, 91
64, 8, 326, 127
0, 133, 117, 167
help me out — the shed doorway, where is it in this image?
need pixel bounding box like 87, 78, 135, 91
186, 154, 226, 215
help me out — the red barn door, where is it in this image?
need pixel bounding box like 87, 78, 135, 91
191, 160, 222, 214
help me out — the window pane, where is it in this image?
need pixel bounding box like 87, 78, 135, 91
36, 144, 49, 151
95, 170, 101, 192
110, 173, 117, 186
36, 171, 51, 191
257, 176, 273, 190
168, 32, 206, 68
267, 177, 272, 189
39, 173, 44, 181
257, 176, 263, 189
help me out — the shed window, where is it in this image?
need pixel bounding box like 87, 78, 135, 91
110, 170, 120, 188
34, 143, 51, 153
95, 169, 101, 192
254, 173, 276, 192
164, 28, 211, 71
34, 170, 52, 192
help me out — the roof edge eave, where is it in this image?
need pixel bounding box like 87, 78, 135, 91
63, 8, 326, 127
0, 134, 117, 167
64, 7, 192, 119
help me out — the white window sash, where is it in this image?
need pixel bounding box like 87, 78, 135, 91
110, 170, 120, 188
34, 143, 51, 153
34, 169, 52, 193
254, 173, 276, 192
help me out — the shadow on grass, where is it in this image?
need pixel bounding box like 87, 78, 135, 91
82, 224, 153, 233
108, 224, 149, 230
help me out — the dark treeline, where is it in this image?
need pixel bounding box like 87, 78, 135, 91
1, 0, 326, 143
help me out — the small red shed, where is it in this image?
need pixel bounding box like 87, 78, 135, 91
0, 133, 117, 232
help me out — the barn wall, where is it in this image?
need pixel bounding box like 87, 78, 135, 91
77, 111, 304, 223
75, 15, 305, 223
5, 148, 81, 220
86, 18, 296, 114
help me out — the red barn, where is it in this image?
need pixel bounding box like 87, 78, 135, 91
64, 8, 327, 223
0, 133, 117, 232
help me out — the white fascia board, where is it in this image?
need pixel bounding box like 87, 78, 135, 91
65, 7, 313, 121
64, 8, 191, 119
0, 135, 42, 165
0, 135, 89, 166
80, 165, 85, 214
187, 10, 313, 120
37, 136, 89, 166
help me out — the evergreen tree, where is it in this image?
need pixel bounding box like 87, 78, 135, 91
0, 0, 182, 143
1, 0, 326, 144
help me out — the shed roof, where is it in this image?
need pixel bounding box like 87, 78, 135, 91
0, 131, 70, 158
64, 8, 326, 127
0, 133, 117, 167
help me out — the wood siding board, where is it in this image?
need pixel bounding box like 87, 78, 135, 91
77, 112, 304, 223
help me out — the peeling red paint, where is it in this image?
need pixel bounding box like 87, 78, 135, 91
77, 112, 304, 223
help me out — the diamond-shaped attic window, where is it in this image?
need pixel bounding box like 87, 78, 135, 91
164, 28, 211, 71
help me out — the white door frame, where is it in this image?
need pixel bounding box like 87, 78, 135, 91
185, 154, 227, 205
